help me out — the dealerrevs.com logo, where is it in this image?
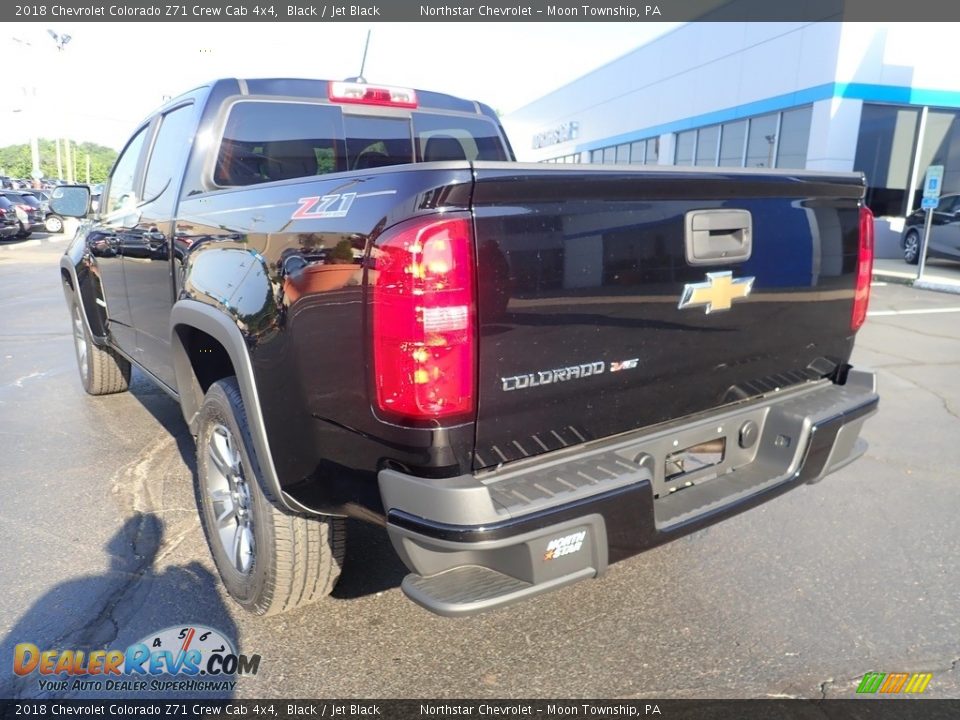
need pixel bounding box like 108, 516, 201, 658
13, 625, 260, 693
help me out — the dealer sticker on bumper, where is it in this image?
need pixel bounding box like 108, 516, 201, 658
543, 530, 586, 561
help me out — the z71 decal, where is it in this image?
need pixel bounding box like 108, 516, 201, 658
291, 193, 357, 220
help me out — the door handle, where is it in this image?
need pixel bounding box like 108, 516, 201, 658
684, 209, 752, 265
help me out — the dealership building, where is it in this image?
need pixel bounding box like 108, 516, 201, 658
502, 22, 960, 257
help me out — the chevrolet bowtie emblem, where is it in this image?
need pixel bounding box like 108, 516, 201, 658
678, 271, 755, 313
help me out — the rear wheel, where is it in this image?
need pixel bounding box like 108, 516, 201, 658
903, 229, 921, 265
45, 214, 64, 234
70, 299, 130, 395
195, 377, 346, 615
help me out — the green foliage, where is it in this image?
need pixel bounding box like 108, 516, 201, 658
0, 139, 117, 184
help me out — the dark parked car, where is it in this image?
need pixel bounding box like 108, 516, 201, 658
24, 189, 66, 233
1, 191, 45, 237
0, 196, 22, 239
901, 193, 960, 264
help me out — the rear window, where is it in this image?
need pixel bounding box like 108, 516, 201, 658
343, 115, 413, 170
214, 101, 345, 187
213, 99, 508, 188
413, 112, 507, 162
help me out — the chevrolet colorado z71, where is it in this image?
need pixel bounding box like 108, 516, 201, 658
54, 78, 879, 617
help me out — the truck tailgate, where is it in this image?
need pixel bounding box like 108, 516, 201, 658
470, 164, 864, 471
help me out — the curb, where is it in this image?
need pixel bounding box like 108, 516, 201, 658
873, 271, 960, 295
0, 235, 67, 252
871, 272, 914, 287
0, 239, 42, 251
914, 279, 960, 295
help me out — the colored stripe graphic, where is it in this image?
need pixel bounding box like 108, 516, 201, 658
879, 673, 909, 693
904, 673, 933, 694
857, 671, 932, 694
856, 672, 885, 694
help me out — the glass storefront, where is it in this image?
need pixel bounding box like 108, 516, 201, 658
855, 103, 960, 217
671, 106, 812, 170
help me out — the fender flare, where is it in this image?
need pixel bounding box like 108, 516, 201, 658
170, 299, 307, 514
59, 254, 107, 345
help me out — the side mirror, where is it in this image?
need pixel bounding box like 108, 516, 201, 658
50, 185, 91, 218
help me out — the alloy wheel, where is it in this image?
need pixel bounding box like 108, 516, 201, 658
205, 423, 256, 575
72, 305, 88, 379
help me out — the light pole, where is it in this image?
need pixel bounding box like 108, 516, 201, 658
47, 29, 72, 51
10, 37, 43, 183
47, 30, 72, 182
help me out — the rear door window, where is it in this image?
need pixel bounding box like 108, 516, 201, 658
105, 126, 149, 217
413, 113, 507, 162
214, 101, 345, 186
143, 103, 196, 211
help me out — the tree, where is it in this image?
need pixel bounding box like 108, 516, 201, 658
0, 139, 117, 183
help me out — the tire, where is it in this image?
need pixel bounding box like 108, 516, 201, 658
195, 377, 346, 615
903, 229, 921, 265
70, 298, 131, 395
45, 214, 64, 234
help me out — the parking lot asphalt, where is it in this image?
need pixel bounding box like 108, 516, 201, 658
1, 241, 958, 700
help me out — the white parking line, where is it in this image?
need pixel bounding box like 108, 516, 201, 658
868, 307, 960, 317
0, 239, 41, 251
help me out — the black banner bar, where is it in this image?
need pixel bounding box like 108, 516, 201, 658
2, 700, 960, 720
6, 0, 960, 23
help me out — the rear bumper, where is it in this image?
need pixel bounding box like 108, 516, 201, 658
380, 370, 878, 616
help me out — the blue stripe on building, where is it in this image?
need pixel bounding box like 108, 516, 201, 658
574, 83, 960, 155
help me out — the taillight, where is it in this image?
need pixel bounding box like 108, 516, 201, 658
372, 214, 475, 420
852, 205, 875, 331
328, 81, 417, 108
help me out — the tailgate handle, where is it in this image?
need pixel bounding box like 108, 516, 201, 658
684, 209, 752, 266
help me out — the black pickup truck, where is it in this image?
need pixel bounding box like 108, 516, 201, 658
54, 78, 879, 617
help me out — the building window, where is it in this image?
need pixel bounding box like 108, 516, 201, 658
616, 144, 630, 163
645, 138, 659, 164
675, 130, 695, 165
630, 141, 645, 164
695, 125, 720, 166
591, 149, 602, 164
719, 120, 747, 167
745, 113, 779, 168
602, 146, 616, 163
854, 104, 920, 217
911, 109, 960, 211
776, 106, 813, 169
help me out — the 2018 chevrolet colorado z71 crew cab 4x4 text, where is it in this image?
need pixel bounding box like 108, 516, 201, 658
54, 77, 878, 617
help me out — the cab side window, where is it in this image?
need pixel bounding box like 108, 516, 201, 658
105, 127, 149, 217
